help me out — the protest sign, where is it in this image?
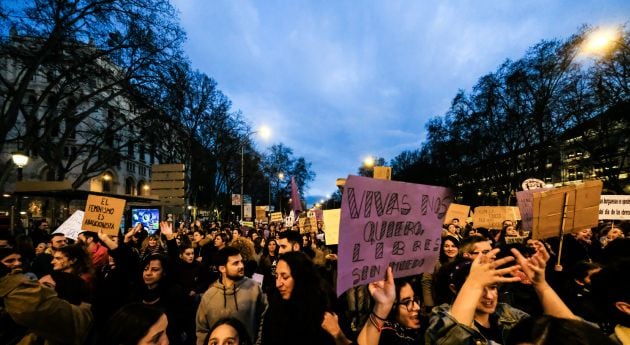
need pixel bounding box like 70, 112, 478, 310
270, 212, 283, 223
337, 175, 451, 296
532, 180, 602, 239
517, 188, 552, 231
255, 206, 268, 222
472, 206, 521, 229
599, 195, 630, 220
443, 203, 470, 225
53, 210, 85, 240
82, 194, 126, 236
322, 209, 341, 245
373, 166, 392, 180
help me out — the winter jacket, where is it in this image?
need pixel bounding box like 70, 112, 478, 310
0, 273, 93, 345
195, 277, 266, 345
425, 303, 529, 345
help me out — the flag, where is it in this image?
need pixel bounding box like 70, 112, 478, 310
291, 176, 303, 213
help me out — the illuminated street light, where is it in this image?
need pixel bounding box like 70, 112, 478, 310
12, 151, 29, 181
241, 126, 272, 221
582, 26, 623, 55
363, 156, 375, 168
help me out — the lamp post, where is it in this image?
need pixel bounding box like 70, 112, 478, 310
11, 150, 29, 233
12, 151, 29, 181
277, 172, 284, 215
240, 126, 272, 223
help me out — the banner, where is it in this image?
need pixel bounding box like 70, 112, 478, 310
472, 206, 521, 229
322, 209, 341, 245
532, 180, 602, 239
82, 194, 126, 236
255, 206, 268, 222
599, 195, 630, 220
337, 175, 451, 296
53, 210, 85, 240
443, 203, 470, 225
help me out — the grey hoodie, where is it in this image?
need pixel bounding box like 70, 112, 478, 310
195, 277, 267, 345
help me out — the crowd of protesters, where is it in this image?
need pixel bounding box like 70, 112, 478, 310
1, 215, 629, 345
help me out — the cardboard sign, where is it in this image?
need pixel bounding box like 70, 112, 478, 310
337, 175, 451, 296
53, 210, 85, 240
82, 195, 126, 236
532, 180, 602, 239
443, 203, 470, 225
373, 166, 392, 180
516, 188, 552, 231
322, 209, 341, 245
255, 206, 268, 222
472, 206, 521, 229
270, 212, 283, 223
297, 217, 317, 234
599, 195, 630, 220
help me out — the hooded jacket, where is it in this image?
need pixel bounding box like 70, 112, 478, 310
195, 277, 266, 345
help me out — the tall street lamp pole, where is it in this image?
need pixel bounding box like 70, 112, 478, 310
11, 150, 29, 233
240, 125, 272, 223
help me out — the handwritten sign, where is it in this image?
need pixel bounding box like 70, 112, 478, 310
270, 212, 283, 223
322, 209, 341, 245
337, 175, 451, 296
599, 195, 630, 220
517, 188, 552, 231
532, 180, 602, 239
82, 195, 126, 236
472, 206, 521, 229
53, 210, 85, 240
443, 203, 470, 225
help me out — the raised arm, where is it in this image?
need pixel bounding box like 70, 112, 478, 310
511, 241, 577, 320
357, 266, 395, 345
449, 248, 520, 326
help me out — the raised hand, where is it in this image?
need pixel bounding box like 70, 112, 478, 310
467, 248, 521, 288
368, 266, 396, 316
159, 221, 176, 240
511, 243, 549, 286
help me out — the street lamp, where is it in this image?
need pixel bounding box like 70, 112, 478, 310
240, 126, 272, 222
12, 151, 29, 181
277, 172, 284, 215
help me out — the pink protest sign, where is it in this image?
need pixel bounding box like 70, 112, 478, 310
337, 175, 452, 296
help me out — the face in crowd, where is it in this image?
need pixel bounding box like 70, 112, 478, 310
1, 253, 23, 273
606, 227, 624, 242
222, 254, 245, 282
277, 238, 299, 254
464, 240, 492, 260
143, 259, 165, 289
50, 234, 67, 250
505, 226, 519, 237
267, 240, 277, 255
443, 239, 459, 259
180, 248, 195, 264
35, 243, 47, 255
476, 283, 499, 316
214, 235, 225, 249
139, 313, 169, 345
574, 228, 593, 245
207, 323, 240, 345
51, 251, 74, 273
275, 259, 295, 300
394, 283, 421, 329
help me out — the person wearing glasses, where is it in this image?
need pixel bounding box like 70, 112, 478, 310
374, 277, 426, 345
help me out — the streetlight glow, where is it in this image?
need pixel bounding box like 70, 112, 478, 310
11, 151, 29, 168
258, 125, 272, 140
583, 27, 621, 55
363, 156, 375, 168
278, 172, 285, 180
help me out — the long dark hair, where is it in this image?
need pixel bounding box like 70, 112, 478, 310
439, 235, 460, 264
263, 239, 279, 257
105, 303, 165, 345
58, 244, 94, 277
275, 252, 334, 322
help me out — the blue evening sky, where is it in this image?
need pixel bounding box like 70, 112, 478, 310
170, 0, 629, 205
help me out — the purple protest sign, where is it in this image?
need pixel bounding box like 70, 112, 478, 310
337, 175, 452, 296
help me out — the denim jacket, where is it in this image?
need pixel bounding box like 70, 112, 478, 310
425, 303, 529, 345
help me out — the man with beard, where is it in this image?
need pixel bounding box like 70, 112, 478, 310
195, 246, 266, 345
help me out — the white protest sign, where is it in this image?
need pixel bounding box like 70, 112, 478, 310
53, 210, 85, 240
599, 195, 630, 220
